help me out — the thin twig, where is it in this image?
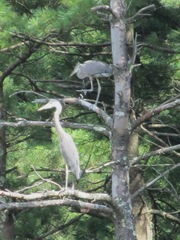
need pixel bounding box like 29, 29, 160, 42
31, 165, 62, 190
132, 162, 180, 199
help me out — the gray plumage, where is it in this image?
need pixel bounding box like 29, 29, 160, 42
70, 60, 113, 104
38, 99, 82, 188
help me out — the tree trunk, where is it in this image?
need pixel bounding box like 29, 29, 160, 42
129, 131, 153, 240
0, 82, 15, 240
110, 0, 136, 239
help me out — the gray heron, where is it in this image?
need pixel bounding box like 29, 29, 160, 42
38, 99, 82, 189
70, 60, 113, 105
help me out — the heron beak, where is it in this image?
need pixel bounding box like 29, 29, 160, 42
69, 62, 80, 77
69, 68, 77, 77
38, 103, 50, 111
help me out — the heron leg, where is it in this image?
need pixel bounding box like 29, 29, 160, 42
95, 78, 101, 105
76, 77, 94, 95
65, 165, 69, 189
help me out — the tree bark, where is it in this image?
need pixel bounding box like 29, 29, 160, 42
110, 0, 136, 239
129, 131, 153, 240
0, 83, 15, 240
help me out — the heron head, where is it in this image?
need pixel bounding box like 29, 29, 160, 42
69, 62, 81, 77
38, 99, 62, 113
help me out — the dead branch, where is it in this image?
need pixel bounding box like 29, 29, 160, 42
147, 209, 180, 224
127, 4, 156, 23
10, 33, 111, 48
139, 43, 180, 54
141, 125, 180, 157
35, 214, 84, 240
64, 98, 113, 128
0, 199, 113, 217
132, 162, 180, 199
91, 5, 118, 19
147, 124, 180, 133
0, 189, 112, 203
49, 48, 111, 56
131, 144, 180, 165
31, 165, 62, 190
132, 99, 180, 130
151, 131, 180, 138
0, 120, 110, 137
0, 42, 27, 53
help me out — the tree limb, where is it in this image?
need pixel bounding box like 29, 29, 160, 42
132, 162, 180, 199
0, 199, 113, 217
139, 43, 180, 54
0, 120, 110, 137
0, 42, 27, 53
0, 189, 112, 203
127, 4, 156, 23
91, 5, 118, 19
131, 144, 180, 165
147, 209, 180, 224
132, 99, 180, 130
141, 125, 180, 157
35, 214, 84, 240
10, 33, 111, 48
64, 98, 113, 128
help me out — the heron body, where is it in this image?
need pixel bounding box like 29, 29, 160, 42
38, 99, 82, 188
70, 60, 113, 104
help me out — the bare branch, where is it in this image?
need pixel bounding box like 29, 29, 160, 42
147, 209, 180, 224
0, 120, 110, 137
127, 4, 156, 23
132, 99, 180, 130
49, 48, 111, 56
0, 42, 27, 53
65, 98, 113, 128
91, 5, 118, 19
141, 125, 180, 157
132, 162, 180, 199
31, 165, 62, 190
0, 189, 112, 203
139, 43, 180, 54
10, 33, 111, 48
131, 144, 180, 165
147, 124, 180, 133
151, 131, 180, 138
0, 199, 113, 217
35, 214, 84, 240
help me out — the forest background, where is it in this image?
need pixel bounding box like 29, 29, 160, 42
0, 0, 179, 239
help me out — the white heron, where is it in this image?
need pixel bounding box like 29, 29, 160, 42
70, 60, 113, 105
38, 99, 82, 189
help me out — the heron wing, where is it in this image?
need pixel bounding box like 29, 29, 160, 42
59, 132, 81, 180
83, 60, 112, 77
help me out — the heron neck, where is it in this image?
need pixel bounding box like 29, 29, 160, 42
54, 110, 65, 139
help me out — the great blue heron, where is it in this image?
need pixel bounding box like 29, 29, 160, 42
38, 99, 82, 189
70, 60, 113, 105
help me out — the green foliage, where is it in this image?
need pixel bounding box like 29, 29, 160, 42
0, 0, 179, 239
